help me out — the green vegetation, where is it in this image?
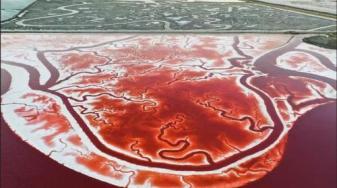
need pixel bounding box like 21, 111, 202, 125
1, 0, 336, 32
303, 33, 337, 49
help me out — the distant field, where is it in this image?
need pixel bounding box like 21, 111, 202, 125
1, 0, 336, 32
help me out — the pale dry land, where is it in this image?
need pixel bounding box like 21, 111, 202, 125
257, 0, 337, 14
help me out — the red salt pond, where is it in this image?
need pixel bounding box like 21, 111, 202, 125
1, 34, 336, 187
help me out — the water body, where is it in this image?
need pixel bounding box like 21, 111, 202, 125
1, 0, 36, 21
248, 102, 336, 188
